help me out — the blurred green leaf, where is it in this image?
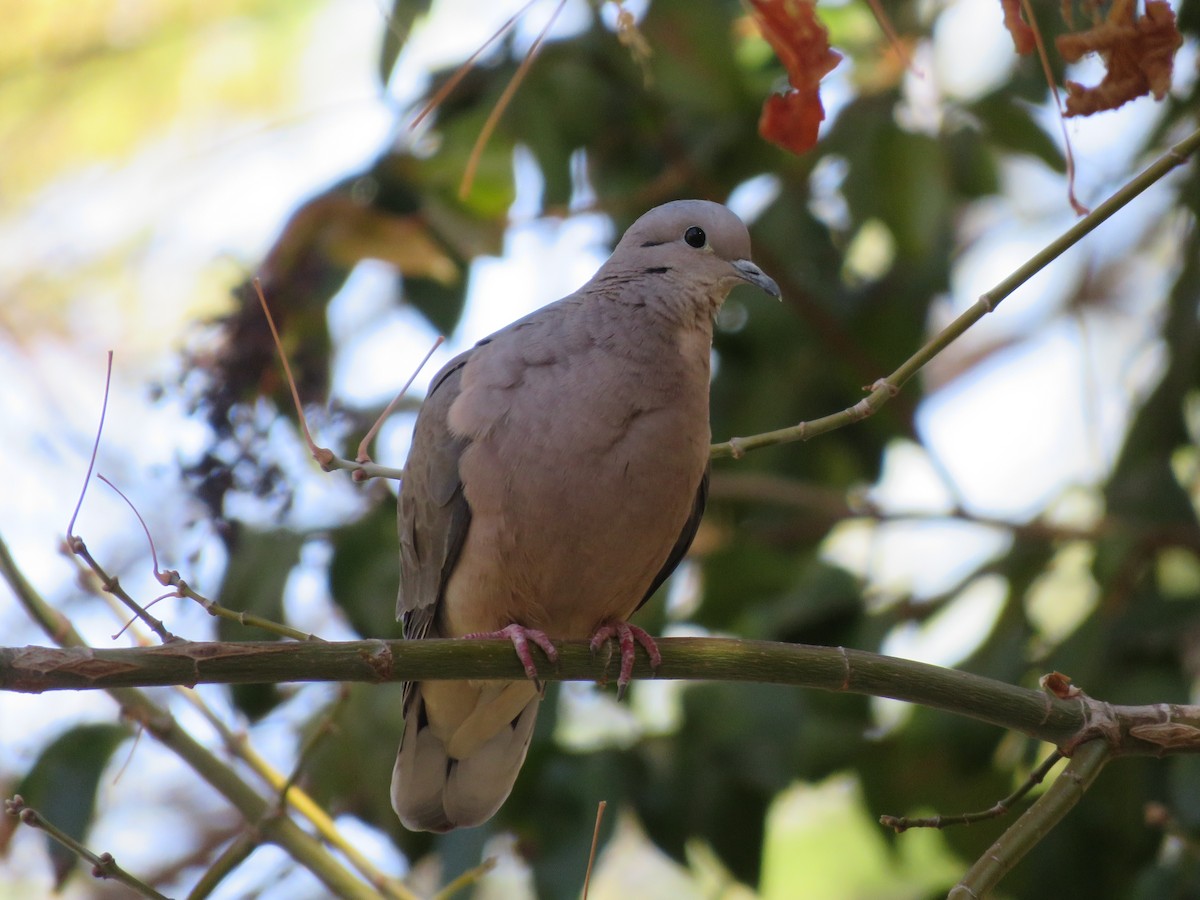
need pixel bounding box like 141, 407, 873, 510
378, 0, 433, 86
303, 684, 407, 834
969, 92, 1067, 173
215, 525, 305, 718
835, 120, 951, 261
625, 681, 870, 885
328, 497, 403, 639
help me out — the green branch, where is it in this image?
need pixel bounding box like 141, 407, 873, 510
7, 636, 1200, 757
949, 740, 1111, 898
711, 124, 1200, 460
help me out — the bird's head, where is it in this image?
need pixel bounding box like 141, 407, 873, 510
613, 199, 781, 302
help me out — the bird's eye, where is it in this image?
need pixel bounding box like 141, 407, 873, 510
684, 226, 706, 248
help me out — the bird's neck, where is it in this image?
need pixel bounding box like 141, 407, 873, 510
586, 277, 717, 372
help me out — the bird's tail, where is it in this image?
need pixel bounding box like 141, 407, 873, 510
391, 680, 541, 832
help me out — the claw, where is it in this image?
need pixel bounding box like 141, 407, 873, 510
589, 621, 661, 699
463, 624, 558, 680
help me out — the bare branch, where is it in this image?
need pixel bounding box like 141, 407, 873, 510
60, 354, 175, 643
165, 572, 322, 642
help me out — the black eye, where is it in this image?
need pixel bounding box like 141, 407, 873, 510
684, 226, 706, 248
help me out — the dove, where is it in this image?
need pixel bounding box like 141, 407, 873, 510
391, 199, 780, 832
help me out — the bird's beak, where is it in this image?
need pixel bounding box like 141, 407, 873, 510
732, 259, 781, 300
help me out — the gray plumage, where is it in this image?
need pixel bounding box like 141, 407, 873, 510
392, 200, 780, 832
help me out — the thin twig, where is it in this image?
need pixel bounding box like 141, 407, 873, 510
355, 335, 444, 469
881, 750, 1064, 831
949, 741, 1110, 898
459, 0, 567, 198
254, 278, 410, 484
85, 477, 293, 642
711, 124, 1200, 460
62, 356, 175, 642
1020, 0, 1086, 215
68, 539, 175, 643
112, 593, 177, 640
166, 573, 322, 642
582, 800, 607, 900
97, 474, 163, 577
5, 795, 169, 899
433, 857, 497, 900
186, 830, 258, 900
320, 456, 406, 482
252, 279, 327, 464
410, 0, 537, 130
66, 351, 112, 542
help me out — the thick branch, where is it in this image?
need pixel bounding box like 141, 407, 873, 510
5, 638, 1200, 755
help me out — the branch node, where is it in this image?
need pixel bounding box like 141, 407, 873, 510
848, 398, 873, 422
865, 378, 899, 397
365, 640, 394, 681
313, 446, 337, 471
1060, 695, 1121, 756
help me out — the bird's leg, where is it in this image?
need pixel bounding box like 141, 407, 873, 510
462, 623, 559, 680
589, 621, 662, 699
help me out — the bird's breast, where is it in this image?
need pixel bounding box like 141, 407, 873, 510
443, 338, 711, 639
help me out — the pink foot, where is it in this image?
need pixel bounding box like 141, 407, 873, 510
589, 621, 661, 698
463, 624, 558, 680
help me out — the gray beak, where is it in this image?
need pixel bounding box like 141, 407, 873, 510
732, 259, 781, 299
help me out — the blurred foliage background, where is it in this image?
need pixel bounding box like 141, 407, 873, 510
2, 0, 1200, 897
